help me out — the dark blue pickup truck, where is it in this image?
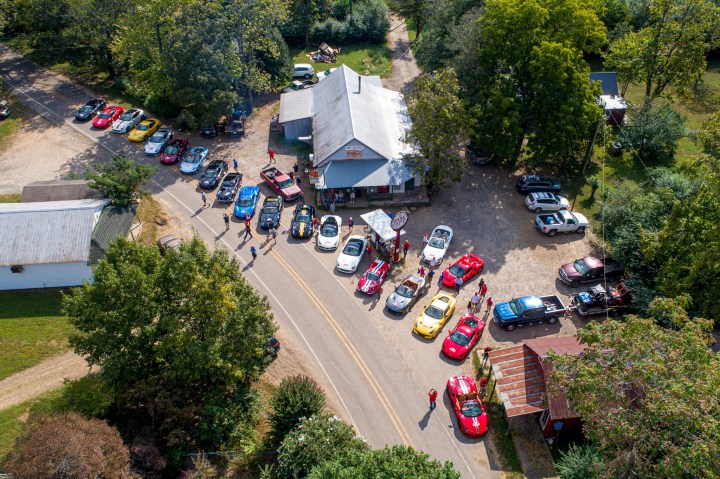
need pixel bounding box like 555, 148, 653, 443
493, 295, 567, 331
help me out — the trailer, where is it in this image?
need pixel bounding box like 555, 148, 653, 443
569, 282, 634, 317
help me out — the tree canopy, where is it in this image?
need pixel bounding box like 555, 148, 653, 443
85, 150, 158, 205
548, 299, 720, 478
269, 375, 327, 444
63, 236, 276, 450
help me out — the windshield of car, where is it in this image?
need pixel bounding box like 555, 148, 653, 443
263, 207, 278, 214
395, 285, 414, 298
136, 123, 149, 131
342, 240, 363, 256
119, 112, 134, 121
450, 331, 471, 346
97, 112, 110, 119
277, 178, 293, 188
425, 305, 444, 319
428, 238, 445, 249
449, 264, 466, 277
203, 168, 220, 178
149, 134, 163, 143
320, 224, 337, 237
185, 154, 200, 164
509, 299, 524, 315
238, 197, 253, 207
573, 259, 589, 274
80, 105, 92, 113
296, 214, 311, 223
164, 145, 178, 154
366, 272, 380, 282
461, 400, 483, 417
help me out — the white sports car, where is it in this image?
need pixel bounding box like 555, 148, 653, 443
111, 108, 144, 133
336, 235, 368, 273
422, 225, 453, 263
180, 147, 209, 174
317, 215, 342, 251
144, 128, 173, 156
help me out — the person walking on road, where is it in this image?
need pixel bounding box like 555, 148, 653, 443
429, 256, 438, 270
244, 213, 251, 227
268, 148, 275, 163
422, 232, 429, 246
479, 278, 488, 298
428, 389, 438, 410
250, 246, 257, 261
269, 226, 277, 244
486, 297, 494, 311
201, 191, 208, 208
439, 270, 445, 287
233, 158, 239, 172
403, 239, 410, 259
426, 269, 435, 284
471, 291, 481, 313
454, 276, 464, 295
244, 223, 253, 240
418, 266, 426, 277
481, 346, 492, 369
223, 212, 230, 231
348, 217, 354, 231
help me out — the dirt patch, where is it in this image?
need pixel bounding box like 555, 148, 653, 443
383, 15, 421, 92
137, 196, 194, 246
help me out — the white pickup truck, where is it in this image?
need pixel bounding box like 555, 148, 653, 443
535, 210, 588, 236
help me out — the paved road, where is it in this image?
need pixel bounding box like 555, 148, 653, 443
0, 45, 502, 478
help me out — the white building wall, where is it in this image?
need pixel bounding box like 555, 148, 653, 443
323, 139, 384, 163
0, 261, 93, 290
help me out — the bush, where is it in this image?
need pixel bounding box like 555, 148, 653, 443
625, 100, 685, 163
57, 374, 114, 418
269, 375, 327, 443
310, 0, 389, 44
311, 18, 348, 44
556, 443, 603, 479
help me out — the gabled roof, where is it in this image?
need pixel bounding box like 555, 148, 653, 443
279, 88, 313, 123
0, 199, 109, 266
88, 203, 139, 265
21, 180, 99, 203
590, 72, 619, 96
311, 65, 414, 164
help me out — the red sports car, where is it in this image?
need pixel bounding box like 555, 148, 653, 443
356, 259, 390, 295
442, 253, 484, 288
447, 375, 488, 437
92, 105, 124, 129
442, 315, 485, 360
160, 138, 188, 164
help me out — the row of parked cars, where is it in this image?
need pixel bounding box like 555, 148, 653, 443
516, 174, 589, 236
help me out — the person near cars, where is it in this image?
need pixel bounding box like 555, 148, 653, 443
349, 188, 356, 204
439, 270, 445, 286
471, 292, 481, 312
479, 377, 488, 398
486, 297, 494, 311
427, 269, 435, 284
367, 243, 373, 256
482, 346, 492, 369
201, 191, 208, 208
244, 213, 251, 227
403, 239, 410, 258
244, 223, 253, 240
455, 276, 464, 295
428, 389, 438, 410
418, 266, 426, 277
268, 148, 275, 163
429, 256, 438, 269
348, 217, 353, 230
250, 246, 257, 261
233, 159, 238, 172
422, 232, 429, 246
479, 278, 487, 298
223, 212, 230, 231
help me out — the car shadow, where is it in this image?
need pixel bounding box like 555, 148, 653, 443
438, 348, 469, 367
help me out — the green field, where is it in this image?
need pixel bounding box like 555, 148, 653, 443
291, 42, 393, 79
0, 292, 74, 380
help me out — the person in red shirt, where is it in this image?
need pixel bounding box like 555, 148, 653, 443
428, 388, 438, 410
367, 243, 373, 256
403, 239, 410, 258
480, 280, 488, 298
486, 297, 493, 310
268, 147, 275, 163
479, 377, 488, 398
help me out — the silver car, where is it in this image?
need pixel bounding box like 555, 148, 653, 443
386, 274, 428, 315
525, 192, 570, 213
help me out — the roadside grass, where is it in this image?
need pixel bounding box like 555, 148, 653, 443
0, 291, 74, 381
0, 193, 21, 203
406, 18, 418, 44
137, 196, 164, 247
472, 352, 524, 478
290, 42, 392, 79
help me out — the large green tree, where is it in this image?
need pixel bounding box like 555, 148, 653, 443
605, 0, 720, 98
548, 299, 720, 479
269, 375, 327, 444
85, 150, 158, 206
404, 67, 467, 187
63, 237, 276, 450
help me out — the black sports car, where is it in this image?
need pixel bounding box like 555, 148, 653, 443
291, 204, 315, 238
75, 99, 106, 121
259, 196, 284, 229
199, 160, 228, 189
216, 172, 243, 202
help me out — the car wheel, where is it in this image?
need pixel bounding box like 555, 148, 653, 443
547, 316, 558, 324
505, 324, 516, 331
576, 227, 585, 234
305, 73, 311, 79
534, 207, 542, 213
548, 229, 557, 237
571, 280, 580, 288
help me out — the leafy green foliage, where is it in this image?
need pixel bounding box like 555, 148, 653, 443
388, 0, 431, 34
85, 150, 158, 205
548, 300, 720, 479
56, 375, 114, 418
307, 444, 461, 479
555, 443, 603, 479
269, 375, 327, 444
404, 68, 467, 187
63, 236, 276, 450
310, 0, 389, 44
624, 100, 686, 162
697, 109, 720, 158
605, 0, 719, 98
277, 413, 368, 479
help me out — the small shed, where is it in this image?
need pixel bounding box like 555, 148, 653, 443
590, 72, 627, 126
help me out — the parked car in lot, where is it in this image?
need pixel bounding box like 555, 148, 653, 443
259, 196, 284, 229
180, 146, 209, 174
447, 375, 488, 437
492, 295, 566, 331
260, 166, 302, 201
386, 274, 428, 315
281, 80, 315, 93
559, 256, 624, 287
569, 282, 635, 317
159, 138, 188, 164
413, 292, 456, 339
234, 186, 260, 218
535, 210, 588, 236
200, 123, 223, 137
291, 204, 316, 238
336, 236, 368, 273
92, 105, 123, 129
216, 173, 243, 203
442, 314, 485, 360
516, 175, 561, 194
316, 68, 337, 81
75, 99, 106, 121
292, 63, 314, 79
441, 253, 484, 288
422, 225, 453, 263
144, 128, 173, 155
317, 215, 342, 250
357, 260, 390, 295
112, 108, 144, 133
198, 160, 228, 189
525, 192, 570, 213
128, 118, 160, 142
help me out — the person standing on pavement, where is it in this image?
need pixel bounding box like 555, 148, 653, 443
201, 191, 208, 208
428, 389, 438, 410
250, 246, 257, 261
268, 148, 275, 163
296, 177, 302, 187
244, 213, 251, 227
403, 239, 410, 259
330, 201, 336, 214
422, 232, 429, 246
439, 270, 445, 287
454, 276, 464, 295
366, 242, 373, 257
429, 257, 438, 270
479, 278, 488, 298
486, 297, 494, 312
471, 291, 481, 313
481, 346, 492, 369
244, 223, 253, 240
479, 377, 488, 399
348, 217, 353, 230
233, 158, 239, 172
426, 269, 435, 284
270, 226, 277, 244
223, 212, 230, 231
349, 188, 356, 204
417, 266, 426, 277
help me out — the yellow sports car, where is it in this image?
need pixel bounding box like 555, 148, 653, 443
413, 292, 456, 339
128, 118, 160, 142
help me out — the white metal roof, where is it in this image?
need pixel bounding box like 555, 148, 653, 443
0, 199, 108, 266
279, 88, 313, 123
312, 65, 414, 165
360, 209, 406, 242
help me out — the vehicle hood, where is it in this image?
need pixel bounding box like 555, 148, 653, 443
76, 109, 91, 119
145, 142, 163, 153
414, 313, 443, 333
386, 292, 411, 311
93, 117, 111, 126
442, 336, 469, 359
235, 205, 253, 217
260, 211, 279, 225
112, 119, 131, 131
317, 233, 339, 249
572, 212, 589, 225
292, 220, 312, 237
336, 253, 360, 270
458, 411, 488, 436
180, 160, 200, 173
199, 175, 219, 187
357, 276, 380, 294
494, 302, 517, 321
560, 263, 579, 280
216, 187, 235, 200
128, 130, 145, 140
281, 184, 302, 197
423, 245, 445, 261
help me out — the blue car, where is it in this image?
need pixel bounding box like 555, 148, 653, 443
234, 186, 260, 219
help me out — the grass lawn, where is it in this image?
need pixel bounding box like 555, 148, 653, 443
0, 291, 74, 381
291, 42, 392, 79
0, 193, 21, 203
406, 18, 418, 44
